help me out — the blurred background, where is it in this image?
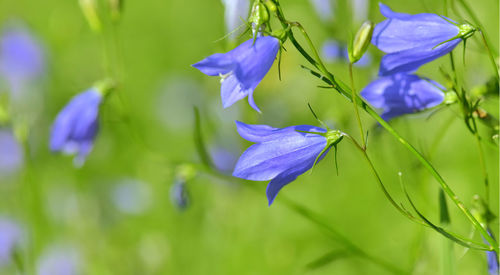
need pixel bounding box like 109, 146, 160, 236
0, 0, 498, 274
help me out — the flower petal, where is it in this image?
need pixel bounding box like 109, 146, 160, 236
232, 133, 326, 181
192, 53, 235, 76
220, 74, 250, 108
361, 73, 445, 120
235, 121, 325, 143
373, 3, 459, 53
233, 36, 280, 89
378, 38, 460, 75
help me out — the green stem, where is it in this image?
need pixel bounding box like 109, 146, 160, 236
274, 2, 499, 253
478, 29, 499, 79
348, 63, 366, 149
194, 164, 406, 275
471, 116, 490, 204
455, 0, 498, 57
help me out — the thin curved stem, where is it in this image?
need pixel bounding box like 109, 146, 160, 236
273, 1, 499, 253
348, 63, 366, 149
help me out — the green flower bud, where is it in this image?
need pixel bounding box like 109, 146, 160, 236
264, 0, 277, 13
249, 1, 270, 28
79, 0, 102, 32
349, 21, 374, 64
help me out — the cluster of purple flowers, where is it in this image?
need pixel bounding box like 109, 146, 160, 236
193, 32, 342, 204
361, 3, 471, 120
191, 2, 478, 206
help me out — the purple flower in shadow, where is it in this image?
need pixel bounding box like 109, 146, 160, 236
484, 228, 499, 275
0, 130, 23, 178
0, 218, 22, 266
0, 23, 45, 94
37, 245, 81, 275
372, 3, 463, 75
50, 89, 102, 166
360, 73, 445, 120
232, 121, 333, 205
192, 36, 280, 112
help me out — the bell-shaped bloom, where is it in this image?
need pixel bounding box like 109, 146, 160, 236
50, 89, 102, 166
222, 0, 250, 41
192, 36, 280, 112
232, 121, 330, 205
0, 23, 45, 94
309, 0, 334, 22
360, 73, 445, 120
372, 3, 462, 75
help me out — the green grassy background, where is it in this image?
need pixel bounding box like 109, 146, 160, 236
0, 0, 498, 274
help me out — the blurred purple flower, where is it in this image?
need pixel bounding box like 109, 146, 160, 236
37, 245, 81, 275
192, 36, 280, 112
232, 121, 330, 205
50, 89, 102, 166
360, 73, 445, 120
170, 180, 189, 210
0, 218, 22, 266
0, 23, 45, 94
222, 0, 250, 40
321, 39, 371, 67
111, 179, 152, 215
309, 0, 334, 22
210, 146, 238, 174
372, 3, 463, 75
0, 130, 23, 178
352, 0, 368, 22
484, 229, 499, 275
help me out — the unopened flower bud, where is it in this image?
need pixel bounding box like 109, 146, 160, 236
349, 21, 374, 64
79, 0, 102, 32
249, 1, 270, 29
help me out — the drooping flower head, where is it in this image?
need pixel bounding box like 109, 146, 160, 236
222, 0, 250, 41
372, 3, 474, 75
50, 88, 103, 166
232, 121, 342, 205
0, 23, 45, 95
360, 73, 445, 120
192, 36, 280, 112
